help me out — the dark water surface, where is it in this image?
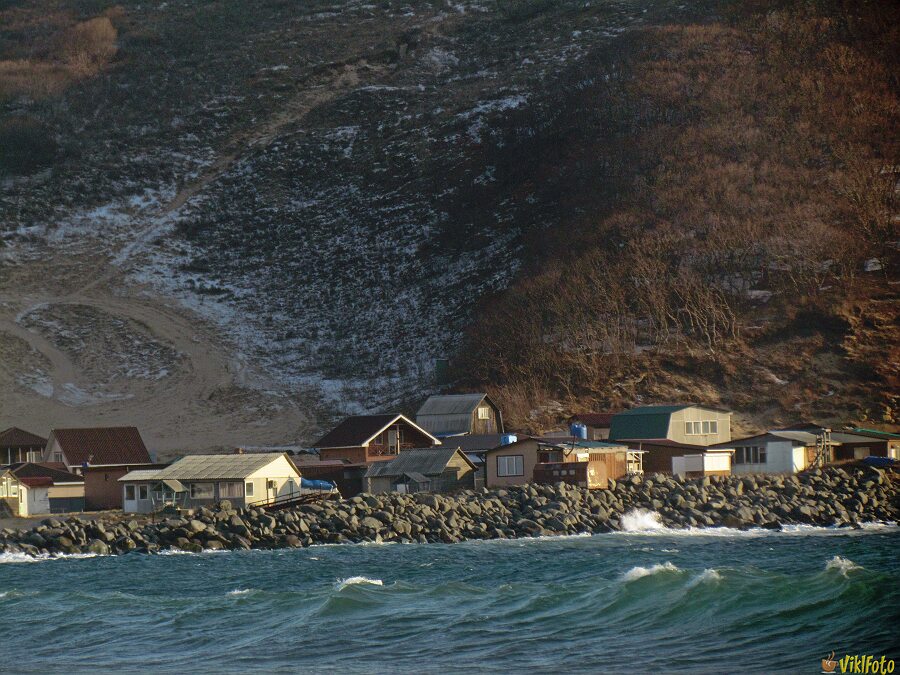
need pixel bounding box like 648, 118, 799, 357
1, 524, 898, 673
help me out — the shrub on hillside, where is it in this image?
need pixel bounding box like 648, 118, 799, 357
58, 17, 117, 76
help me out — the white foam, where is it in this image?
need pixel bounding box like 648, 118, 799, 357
620, 509, 666, 532
0, 552, 100, 564
622, 561, 680, 582
334, 576, 384, 591
825, 556, 862, 577
227, 588, 254, 596
687, 569, 722, 587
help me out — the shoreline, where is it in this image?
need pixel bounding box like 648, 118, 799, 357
1, 465, 897, 559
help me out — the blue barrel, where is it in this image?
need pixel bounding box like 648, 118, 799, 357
500, 434, 518, 446
570, 423, 588, 440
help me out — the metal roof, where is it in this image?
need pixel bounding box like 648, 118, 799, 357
119, 453, 294, 482
365, 447, 473, 479
417, 393, 489, 416
849, 428, 900, 440
119, 469, 163, 482
313, 414, 438, 449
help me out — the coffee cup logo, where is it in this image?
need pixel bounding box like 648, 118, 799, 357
822, 652, 838, 673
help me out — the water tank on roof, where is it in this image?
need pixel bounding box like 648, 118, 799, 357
500, 434, 518, 446
570, 423, 588, 440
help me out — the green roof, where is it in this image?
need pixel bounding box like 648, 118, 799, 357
609, 411, 673, 440
613, 405, 690, 416
851, 428, 900, 440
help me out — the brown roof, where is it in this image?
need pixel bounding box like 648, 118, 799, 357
6, 462, 84, 484
313, 414, 437, 449
0, 427, 48, 449
51, 427, 152, 466
570, 413, 615, 427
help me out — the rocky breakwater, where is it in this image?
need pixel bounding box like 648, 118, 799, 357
1, 466, 897, 557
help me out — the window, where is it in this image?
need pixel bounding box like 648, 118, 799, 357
138, 485, 148, 500
125, 485, 136, 500
497, 455, 524, 477
245, 482, 254, 497
709, 421, 718, 434
735, 446, 766, 465
758, 446, 767, 464
686, 420, 718, 435
477, 406, 491, 420
702, 421, 710, 434
219, 482, 243, 498
52, 452, 63, 463
190, 483, 214, 499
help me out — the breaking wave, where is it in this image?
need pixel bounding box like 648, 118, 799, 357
825, 556, 863, 577
227, 588, 255, 596
334, 576, 384, 591
620, 509, 666, 532
687, 568, 723, 587
621, 561, 680, 581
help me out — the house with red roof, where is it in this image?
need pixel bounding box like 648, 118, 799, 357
42, 427, 159, 510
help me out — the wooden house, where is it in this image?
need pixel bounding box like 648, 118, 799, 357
0, 427, 47, 465
364, 447, 476, 495
617, 439, 733, 476
313, 414, 440, 464
119, 452, 302, 514
416, 393, 504, 437
532, 440, 640, 489
42, 427, 156, 510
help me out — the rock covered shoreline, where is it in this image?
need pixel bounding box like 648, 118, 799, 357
2, 466, 897, 557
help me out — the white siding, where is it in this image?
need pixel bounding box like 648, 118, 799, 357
731, 440, 800, 475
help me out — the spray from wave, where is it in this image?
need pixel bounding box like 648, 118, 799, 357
227, 589, 254, 596
825, 556, 862, 577
621, 561, 680, 581
620, 509, 666, 532
334, 576, 384, 591
687, 569, 722, 588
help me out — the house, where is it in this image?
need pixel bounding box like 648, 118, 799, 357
609, 404, 733, 445
709, 430, 825, 474
0, 463, 84, 516
42, 427, 157, 510
416, 393, 504, 436
119, 452, 302, 514
364, 447, 477, 494
438, 433, 505, 469
532, 440, 640, 489
845, 428, 900, 460
568, 413, 616, 440
616, 439, 734, 475
0, 427, 48, 465
481, 436, 541, 488
309, 414, 441, 496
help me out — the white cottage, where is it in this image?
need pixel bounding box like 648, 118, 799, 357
710, 431, 822, 475
119, 452, 303, 514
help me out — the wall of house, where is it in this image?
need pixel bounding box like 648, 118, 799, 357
730, 440, 804, 475
2, 445, 44, 464
318, 447, 367, 464
84, 467, 134, 510
41, 436, 67, 465
19, 485, 50, 516
48, 483, 85, 513
668, 408, 732, 445
244, 455, 303, 505
485, 439, 539, 487
587, 427, 611, 440
673, 453, 732, 476
471, 402, 501, 435
638, 445, 688, 474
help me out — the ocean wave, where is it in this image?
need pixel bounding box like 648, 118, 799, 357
226, 588, 255, 596
825, 556, 862, 577
622, 561, 681, 582
334, 576, 384, 591
0, 552, 101, 564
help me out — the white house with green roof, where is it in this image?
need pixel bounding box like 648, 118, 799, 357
609, 405, 732, 445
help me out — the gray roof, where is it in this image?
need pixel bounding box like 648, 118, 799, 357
120, 453, 294, 482
417, 394, 489, 416
417, 394, 496, 436
119, 469, 163, 482
365, 447, 473, 479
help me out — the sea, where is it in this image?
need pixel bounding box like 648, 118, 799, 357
1, 512, 898, 674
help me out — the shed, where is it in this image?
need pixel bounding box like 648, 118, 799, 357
416, 393, 504, 436
364, 447, 476, 494
0, 462, 84, 516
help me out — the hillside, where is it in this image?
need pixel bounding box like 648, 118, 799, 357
0, 0, 897, 449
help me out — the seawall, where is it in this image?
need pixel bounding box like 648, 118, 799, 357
1, 465, 897, 557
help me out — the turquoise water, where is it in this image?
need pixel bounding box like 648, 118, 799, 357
1, 525, 898, 673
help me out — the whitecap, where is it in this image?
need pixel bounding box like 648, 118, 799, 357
620, 509, 666, 532
825, 556, 862, 577
687, 569, 722, 588
334, 576, 384, 591
622, 561, 680, 581
227, 588, 254, 596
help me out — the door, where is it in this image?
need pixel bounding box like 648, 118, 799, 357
123, 484, 138, 512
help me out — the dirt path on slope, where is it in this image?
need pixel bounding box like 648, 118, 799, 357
0, 58, 384, 454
